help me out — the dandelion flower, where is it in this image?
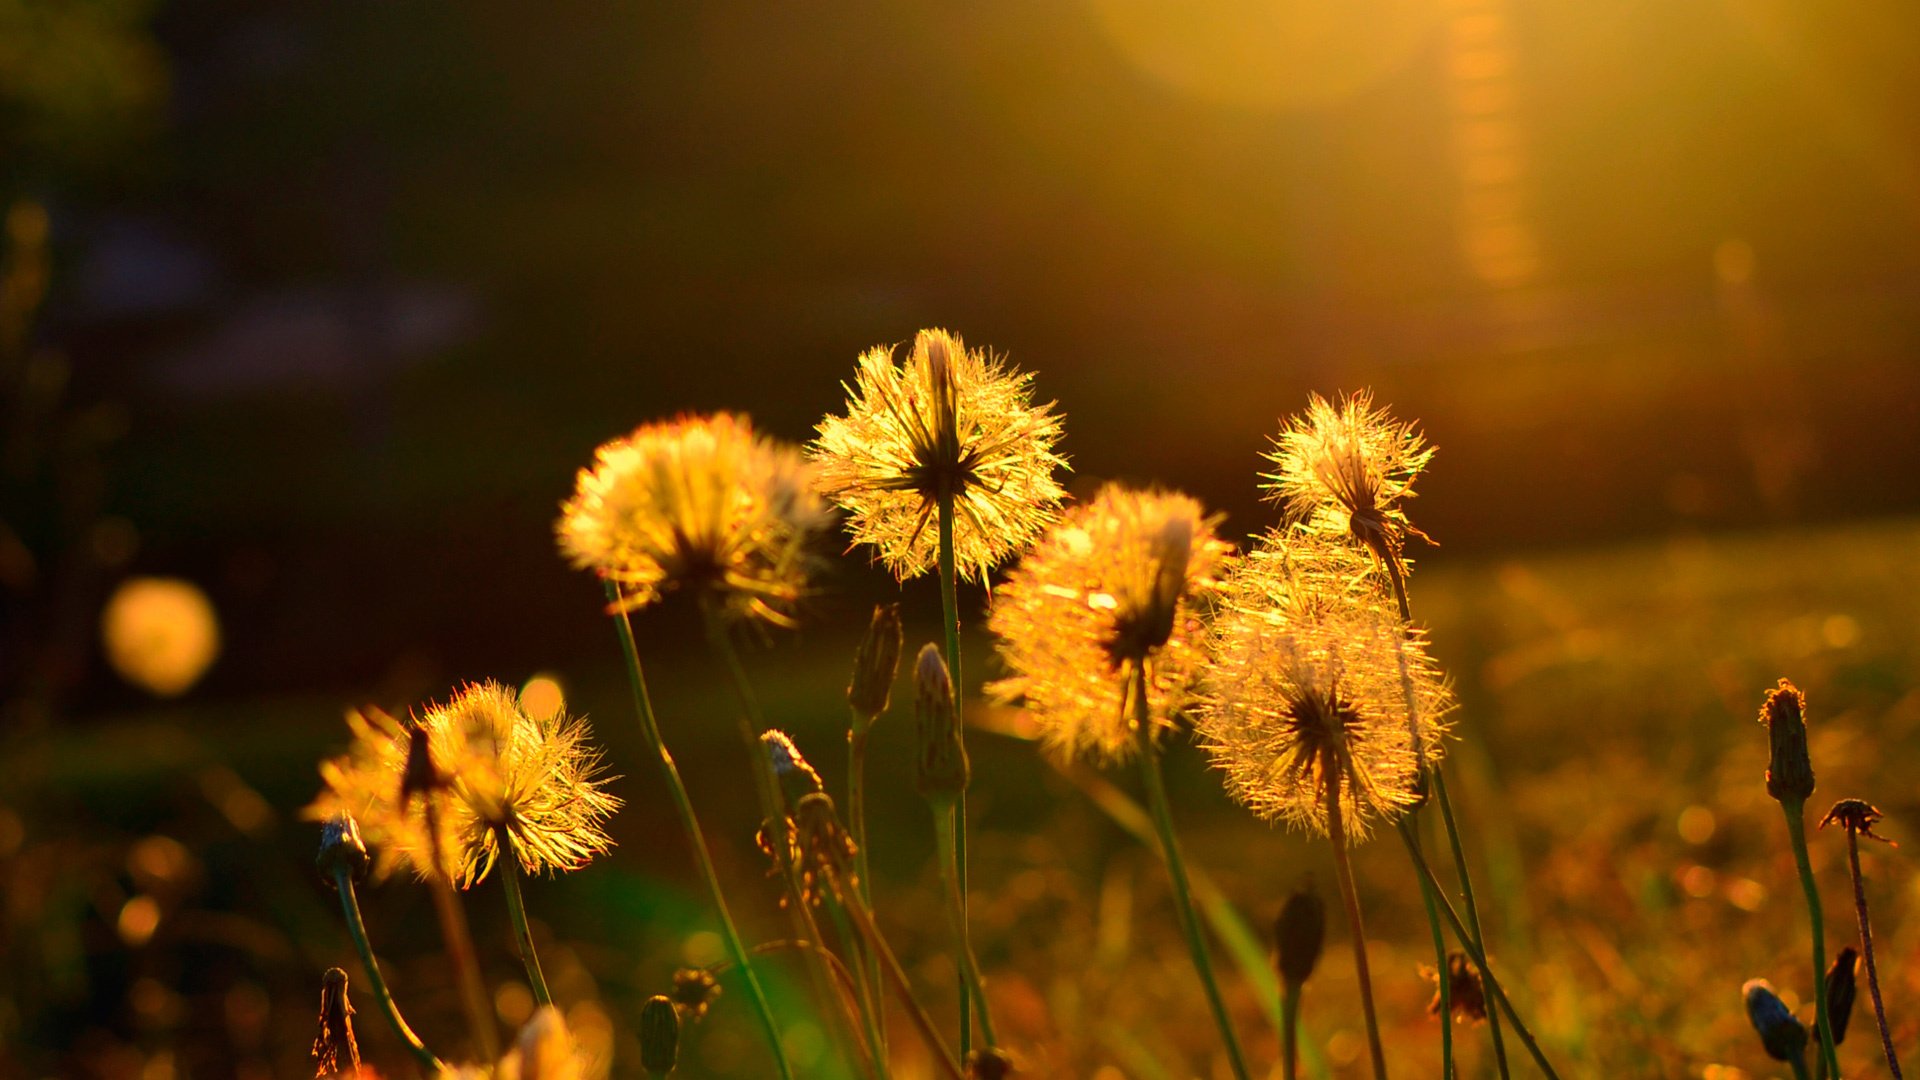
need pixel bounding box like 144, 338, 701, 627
987, 486, 1231, 763
1262, 390, 1434, 560
558, 413, 830, 626
811, 328, 1067, 582
1198, 530, 1451, 840
308, 681, 620, 887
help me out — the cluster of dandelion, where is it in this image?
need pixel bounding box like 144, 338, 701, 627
298, 328, 1603, 1080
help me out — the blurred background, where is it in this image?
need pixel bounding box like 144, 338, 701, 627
5, 2, 1920, 1077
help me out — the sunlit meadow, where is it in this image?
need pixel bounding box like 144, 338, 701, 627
6, 5, 1920, 1080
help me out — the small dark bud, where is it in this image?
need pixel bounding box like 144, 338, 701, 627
848, 604, 903, 724
1426, 953, 1488, 1023
640, 994, 681, 1076
965, 1047, 1016, 1079
1759, 679, 1815, 803
1142, 517, 1193, 653
1826, 946, 1859, 1046
1743, 978, 1810, 1064
311, 967, 360, 1079
670, 967, 721, 1021
914, 645, 969, 806
398, 721, 444, 806
1274, 884, 1326, 989
316, 814, 369, 884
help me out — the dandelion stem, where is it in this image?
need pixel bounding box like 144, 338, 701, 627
817, 894, 891, 1080
1411, 822, 1453, 1079
932, 802, 998, 1048
847, 721, 887, 1060
1784, 800, 1843, 1079
1398, 828, 1562, 1080
330, 866, 443, 1074
1282, 980, 1302, 1080
829, 861, 968, 1080
423, 798, 500, 1063
1325, 772, 1389, 1080
1130, 664, 1253, 1080
495, 830, 552, 1007
936, 495, 973, 1056
606, 583, 793, 1080
1843, 828, 1904, 1078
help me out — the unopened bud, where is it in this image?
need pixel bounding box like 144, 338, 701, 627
762, 729, 824, 802
1274, 884, 1326, 990
848, 604, 903, 724
316, 814, 369, 884
399, 721, 444, 805
1743, 978, 1809, 1064
640, 994, 681, 1076
1759, 679, 1815, 803
1826, 946, 1859, 1046
965, 1047, 1016, 1079
311, 967, 360, 1079
914, 644, 969, 806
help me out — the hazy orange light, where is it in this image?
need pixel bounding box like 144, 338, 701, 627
100, 577, 220, 697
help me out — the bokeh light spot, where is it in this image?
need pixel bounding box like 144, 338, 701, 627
1822, 614, 1861, 648
100, 576, 220, 697
1677, 805, 1716, 845
782, 1021, 826, 1067
1727, 878, 1768, 912
118, 895, 161, 946
681, 930, 725, 967
520, 673, 565, 721
495, 982, 535, 1028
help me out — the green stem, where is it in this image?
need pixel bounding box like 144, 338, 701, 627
936, 495, 972, 1056
933, 803, 998, 1047
1785, 801, 1841, 1079
423, 798, 499, 1063
606, 583, 793, 1080
1411, 822, 1453, 1078
1326, 774, 1388, 1080
1282, 984, 1302, 1080
331, 867, 443, 1074
1794, 1053, 1815, 1080
820, 892, 891, 1080
849, 722, 887, 1053
1846, 830, 1904, 1079
1130, 665, 1252, 1080
699, 599, 871, 1079
1398, 828, 1563, 1080
830, 863, 968, 1080
496, 831, 552, 1007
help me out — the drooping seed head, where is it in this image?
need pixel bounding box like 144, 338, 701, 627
811, 329, 1068, 582
914, 644, 970, 806
1743, 978, 1810, 1064
1758, 678, 1815, 803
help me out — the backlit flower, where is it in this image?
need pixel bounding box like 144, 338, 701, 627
1197, 529, 1451, 840
557, 413, 830, 627
308, 682, 620, 887
1262, 390, 1434, 560
987, 486, 1231, 763
811, 328, 1067, 582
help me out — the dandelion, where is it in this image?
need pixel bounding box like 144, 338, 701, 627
987, 486, 1231, 763
1262, 390, 1433, 566
810, 328, 1067, 582
557, 413, 830, 626
308, 682, 620, 888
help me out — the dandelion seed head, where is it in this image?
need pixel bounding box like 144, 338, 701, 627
307, 681, 620, 887
987, 486, 1231, 764
811, 329, 1068, 582
1262, 390, 1434, 557
1197, 530, 1451, 841
558, 413, 830, 627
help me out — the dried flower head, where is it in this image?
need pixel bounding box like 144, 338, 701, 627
308, 682, 620, 887
1425, 953, 1488, 1024
1198, 531, 1451, 840
1820, 798, 1895, 845
1758, 678, 1815, 803
811, 328, 1068, 582
312, 968, 360, 1079
670, 967, 721, 1021
558, 413, 830, 626
1262, 391, 1434, 559
987, 486, 1231, 763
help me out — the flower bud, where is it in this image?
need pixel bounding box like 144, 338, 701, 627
316, 814, 369, 884
640, 994, 681, 1076
311, 967, 360, 1078
965, 1047, 1016, 1079
1827, 946, 1859, 1046
848, 603, 903, 725
914, 644, 969, 806
1743, 978, 1809, 1064
1759, 678, 1815, 803
762, 729, 824, 802
1274, 884, 1326, 990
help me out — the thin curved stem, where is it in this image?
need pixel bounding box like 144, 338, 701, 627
817, 895, 890, 1080
331, 867, 443, 1074
1785, 801, 1842, 1079
936, 495, 972, 1056
606, 583, 793, 1080
933, 803, 998, 1047
1327, 774, 1388, 1080
1845, 831, 1904, 1078
1130, 665, 1252, 1080
1399, 827, 1563, 1080
1412, 822, 1453, 1078
495, 831, 552, 1007
848, 721, 886, 1052
830, 863, 968, 1080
